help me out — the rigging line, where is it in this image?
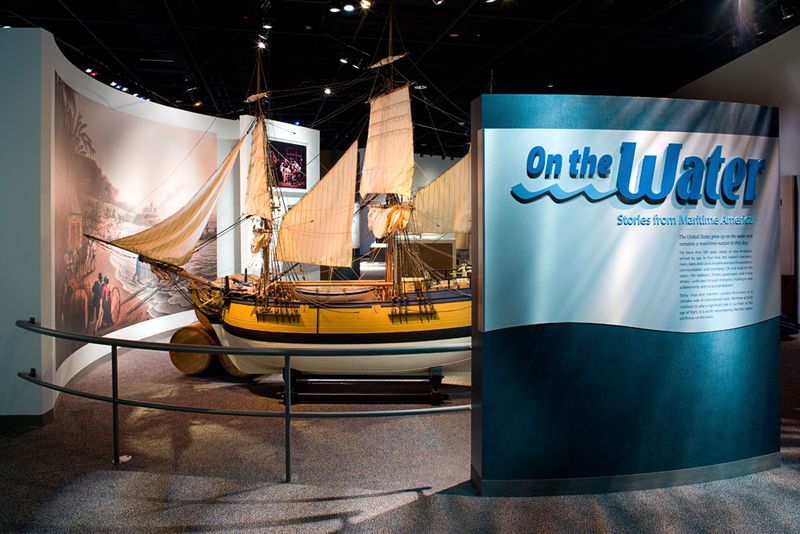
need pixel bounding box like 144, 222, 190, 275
267, 73, 374, 96
246, 53, 259, 97
167, 274, 193, 305
404, 55, 469, 120
162, 0, 220, 113
133, 116, 219, 210
54, 0, 172, 106
309, 89, 375, 128
423, 97, 446, 157
414, 123, 467, 136
411, 92, 467, 124
194, 215, 247, 251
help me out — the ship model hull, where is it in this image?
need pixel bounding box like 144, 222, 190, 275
211, 288, 471, 375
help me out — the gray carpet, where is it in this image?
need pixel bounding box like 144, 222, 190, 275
0, 337, 798, 533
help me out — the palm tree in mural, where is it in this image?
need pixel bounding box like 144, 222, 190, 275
56, 77, 96, 158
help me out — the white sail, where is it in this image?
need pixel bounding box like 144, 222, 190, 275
243, 119, 272, 220
359, 86, 414, 198
109, 137, 246, 266
367, 205, 412, 239
412, 151, 471, 234
275, 141, 358, 267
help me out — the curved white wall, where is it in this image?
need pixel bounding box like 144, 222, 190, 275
0, 27, 320, 417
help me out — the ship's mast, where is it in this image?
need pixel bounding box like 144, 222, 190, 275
384, 0, 399, 295
255, 51, 274, 305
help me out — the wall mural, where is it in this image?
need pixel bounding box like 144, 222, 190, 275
53, 74, 218, 367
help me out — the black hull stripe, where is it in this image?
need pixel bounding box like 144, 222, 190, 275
226, 292, 471, 309
222, 323, 471, 344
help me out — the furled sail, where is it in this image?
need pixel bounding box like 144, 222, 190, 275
367, 205, 412, 239
411, 151, 471, 234
359, 86, 414, 198
108, 137, 246, 266
243, 118, 272, 220
368, 53, 408, 69
275, 141, 358, 267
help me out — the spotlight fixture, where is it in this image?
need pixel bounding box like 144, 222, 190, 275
84, 67, 92, 73
262, 20, 273, 29
193, 101, 202, 107
132, 93, 138, 97
432, 0, 444, 5
2, 25, 11, 29
324, 87, 332, 95
122, 87, 128, 92
90, 71, 97, 77
360, 0, 371, 8
485, 0, 496, 3
781, 4, 795, 20
110, 81, 117, 87
329, 1, 342, 12
343, 2, 356, 12
257, 40, 266, 49
339, 56, 349, 64
413, 84, 427, 90
294, 120, 301, 126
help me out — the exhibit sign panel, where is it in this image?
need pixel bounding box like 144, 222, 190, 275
471, 95, 780, 496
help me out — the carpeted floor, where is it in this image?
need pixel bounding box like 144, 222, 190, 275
0, 336, 798, 533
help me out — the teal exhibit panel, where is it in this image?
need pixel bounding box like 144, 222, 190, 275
470, 95, 781, 496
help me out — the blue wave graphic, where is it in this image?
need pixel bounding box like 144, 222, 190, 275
510, 183, 619, 204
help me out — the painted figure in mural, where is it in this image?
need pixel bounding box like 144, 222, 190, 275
91, 272, 103, 324
101, 276, 112, 328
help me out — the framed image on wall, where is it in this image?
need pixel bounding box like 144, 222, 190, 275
270, 140, 307, 191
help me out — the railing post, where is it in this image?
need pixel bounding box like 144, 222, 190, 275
111, 344, 120, 465
284, 355, 292, 482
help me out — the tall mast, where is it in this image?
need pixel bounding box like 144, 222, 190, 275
388, 0, 394, 89
256, 51, 272, 304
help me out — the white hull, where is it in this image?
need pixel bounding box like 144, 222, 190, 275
212, 325, 470, 375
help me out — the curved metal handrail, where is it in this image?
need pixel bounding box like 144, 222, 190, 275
15, 318, 472, 482
15, 319, 472, 356
16, 372, 471, 419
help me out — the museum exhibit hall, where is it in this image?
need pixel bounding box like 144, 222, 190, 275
1, 0, 800, 532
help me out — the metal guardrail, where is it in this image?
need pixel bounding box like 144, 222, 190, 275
15, 318, 472, 482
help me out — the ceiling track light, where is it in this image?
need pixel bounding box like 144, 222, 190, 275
343, 2, 356, 12
780, 4, 795, 20
324, 87, 332, 95
329, 1, 342, 13
262, 20, 273, 30
360, 0, 371, 8
257, 40, 266, 49
432, 0, 445, 5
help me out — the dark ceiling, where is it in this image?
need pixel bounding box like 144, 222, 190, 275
2, 0, 799, 157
